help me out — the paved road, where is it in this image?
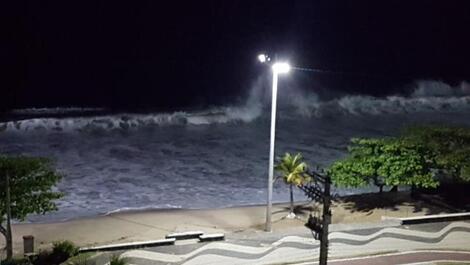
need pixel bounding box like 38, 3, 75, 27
105, 221, 470, 265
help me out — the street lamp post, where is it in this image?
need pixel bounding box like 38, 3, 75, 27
259, 54, 290, 232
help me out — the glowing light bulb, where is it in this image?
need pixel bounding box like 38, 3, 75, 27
258, 54, 268, 63
272, 62, 290, 74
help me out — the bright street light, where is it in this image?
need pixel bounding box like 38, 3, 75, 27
259, 54, 291, 232
258, 54, 270, 63
272, 62, 291, 74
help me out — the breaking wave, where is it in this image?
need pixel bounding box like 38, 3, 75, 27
0, 105, 262, 132
411, 80, 470, 98
10, 107, 106, 115
1, 80, 469, 132
290, 80, 470, 117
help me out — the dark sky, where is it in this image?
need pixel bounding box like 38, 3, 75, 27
4, 1, 470, 111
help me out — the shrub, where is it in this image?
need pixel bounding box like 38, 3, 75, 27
63, 253, 95, 265
32, 249, 52, 265
109, 255, 129, 265
30, 241, 79, 265
0, 258, 32, 265
52, 241, 79, 260
31, 249, 61, 265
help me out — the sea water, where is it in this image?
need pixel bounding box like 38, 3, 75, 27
1, 80, 470, 222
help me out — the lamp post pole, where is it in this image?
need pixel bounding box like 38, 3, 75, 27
259, 55, 290, 232
266, 70, 279, 232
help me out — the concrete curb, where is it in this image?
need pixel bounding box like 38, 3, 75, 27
165, 231, 204, 240
382, 212, 470, 224
79, 238, 176, 253
199, 233, 225, 242
79, 231, 225, 253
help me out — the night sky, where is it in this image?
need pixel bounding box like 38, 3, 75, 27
5, 1, 470, 111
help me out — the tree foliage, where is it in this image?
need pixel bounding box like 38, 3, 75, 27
328, 126, 470, 190
0, 155, 63, 260
0, 156, 63, 222
275, 153, 311, 186
328, 138, 438, 190
404, 126, 470, 182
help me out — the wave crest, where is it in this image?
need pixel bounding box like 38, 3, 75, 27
411, 80, 470, 98
291, 80, 470, 117
2, 80, 469, 132
0, 105, 262, 133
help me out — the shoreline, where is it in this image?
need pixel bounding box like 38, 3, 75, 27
23, 186, 392, 224
2, 191, 460, 255
24, 201, 308, 225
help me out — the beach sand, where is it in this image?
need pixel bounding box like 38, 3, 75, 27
0, 191, 457, 255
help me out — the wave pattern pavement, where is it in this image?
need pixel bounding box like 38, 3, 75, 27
118, 221, 470, 265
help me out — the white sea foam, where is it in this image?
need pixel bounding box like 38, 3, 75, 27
292, 80, 470, 117
0, 108, 260, 132
2, 80, 469, 133
104, 204, 183, 215
411, 80, 470, 97
10, 107, 106, 115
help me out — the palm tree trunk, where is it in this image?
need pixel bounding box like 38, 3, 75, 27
6, 173, 13, 260
289, 184, 294, 214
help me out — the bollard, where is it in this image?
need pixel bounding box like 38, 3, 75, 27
23, 235, 34, 254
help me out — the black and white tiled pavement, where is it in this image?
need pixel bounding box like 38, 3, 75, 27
111, 221, 470, 265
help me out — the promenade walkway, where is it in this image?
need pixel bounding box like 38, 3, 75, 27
110, 221, 470, 265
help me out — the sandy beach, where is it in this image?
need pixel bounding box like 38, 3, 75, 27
0, 191, 458, 255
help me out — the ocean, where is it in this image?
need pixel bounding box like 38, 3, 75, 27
1, 80, 470, 222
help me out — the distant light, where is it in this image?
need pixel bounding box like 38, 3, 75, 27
258, 54, 268, 63
272, 62, 290, 74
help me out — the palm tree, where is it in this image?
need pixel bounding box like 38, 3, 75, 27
275, 153, 311, 218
